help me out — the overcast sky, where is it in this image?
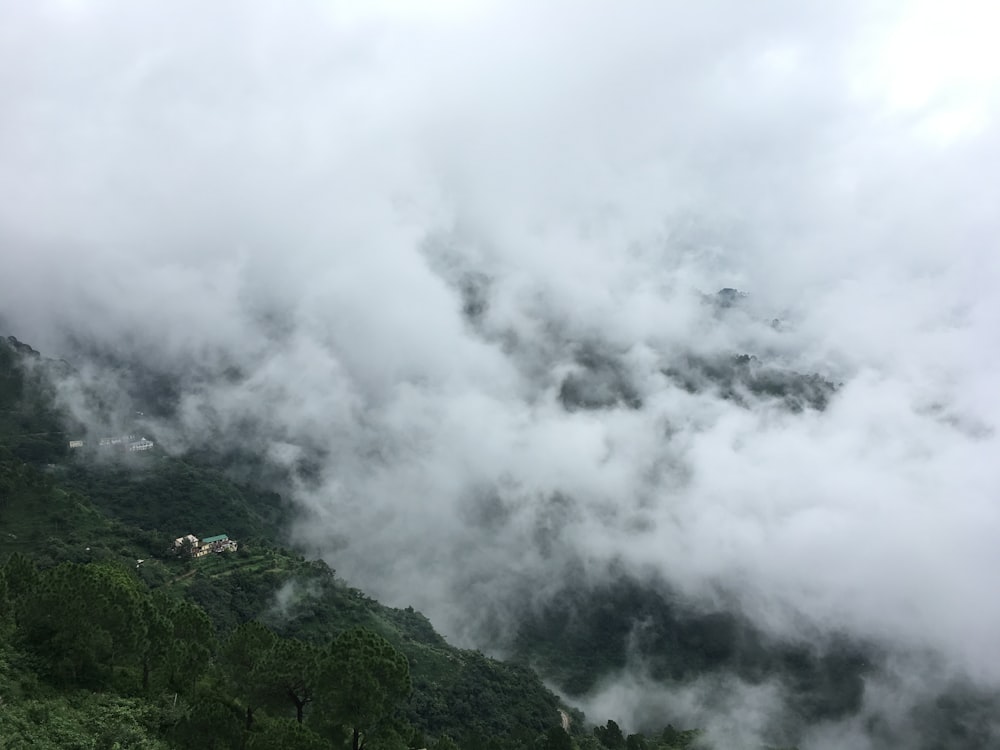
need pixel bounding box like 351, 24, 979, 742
2, 1, 999, 745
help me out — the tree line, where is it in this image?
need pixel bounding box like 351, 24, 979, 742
1, 555, 415, 749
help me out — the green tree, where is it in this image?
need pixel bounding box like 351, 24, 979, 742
176, 536, 197, 563
575, 736, 605, 750
538, 726, 574, 750
320, 627, 412, 750
2, 551, 39, 603
220, 620, 279, 734
140, 591, 174, 692
247, 716, 327, 750
164, 596, 215, 694
0, 569, 11, 638
594, 720, 625, 750
18, 561, 145, 686
256, 636, 322, 724
658, 725, 701, 749
169, 686, 244, 750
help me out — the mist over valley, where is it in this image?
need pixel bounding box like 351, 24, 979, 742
2, 2, 999, 747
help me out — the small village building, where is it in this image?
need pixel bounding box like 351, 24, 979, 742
200, 534, 238, 554
98, 434, 140, 449
173, 533, 237, 557
128, 438, 154, 452
68, 440, 84, 449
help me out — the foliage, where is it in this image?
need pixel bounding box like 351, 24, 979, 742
662, 352, 837, 412
15, 560, 146, 686
0, 336, 72, 464
62, 459, 287, 545
0, 332, 808, 750
0, 693, 173, 750
510, 574, 869, 729
320, 628, 411, 749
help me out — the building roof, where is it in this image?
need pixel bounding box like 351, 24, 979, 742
201, 534, 229, 544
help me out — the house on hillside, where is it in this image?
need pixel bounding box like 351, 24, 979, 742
69, 435, 154, 453
173, 533, 238, 558
96, 434, 141, 449
200, 534, 238, 555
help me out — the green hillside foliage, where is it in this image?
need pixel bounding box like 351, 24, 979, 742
42, 334, 1000, 750
0, 442, 585, 748
4, 333, 998, 749
510, 575, 869, 727
61, 458, 288, 546
0, 336, 73, 463
1, 335, 650, 749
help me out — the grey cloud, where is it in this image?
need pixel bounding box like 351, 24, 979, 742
2, 0, 999, 744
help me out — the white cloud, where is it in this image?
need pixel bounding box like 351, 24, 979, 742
2, 0, 999, 743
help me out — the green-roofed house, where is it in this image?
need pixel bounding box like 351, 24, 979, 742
194, 533, 238, 557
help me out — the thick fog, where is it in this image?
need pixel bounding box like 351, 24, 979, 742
2, 0, 999, 745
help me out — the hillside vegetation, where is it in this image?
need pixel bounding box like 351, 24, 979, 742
0, 335, 704, 750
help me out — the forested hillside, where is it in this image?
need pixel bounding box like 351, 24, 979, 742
0, 335, 705, 749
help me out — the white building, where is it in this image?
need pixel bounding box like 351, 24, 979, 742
173, 534, 200, 552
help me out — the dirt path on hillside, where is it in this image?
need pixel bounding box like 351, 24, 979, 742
168, 568, 198, 585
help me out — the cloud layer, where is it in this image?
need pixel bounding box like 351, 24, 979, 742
2, 0, 999, 742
